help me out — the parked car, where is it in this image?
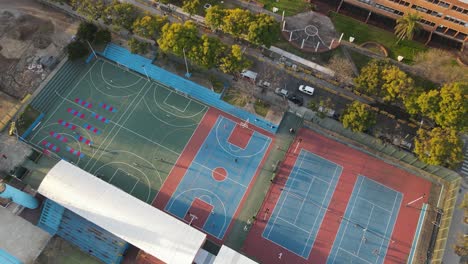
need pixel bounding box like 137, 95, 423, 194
275, 87, 289, 97
298, 85, 315, 96
287, 94, 303, 106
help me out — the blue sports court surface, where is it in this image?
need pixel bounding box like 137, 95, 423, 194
262, 150, 342, 259
165, 116, 272, 239
327, 176, 403, 264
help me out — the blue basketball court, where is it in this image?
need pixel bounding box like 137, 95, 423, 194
262, 150, 343, 259
165, 116, 272, 239
327, 176, 403, 264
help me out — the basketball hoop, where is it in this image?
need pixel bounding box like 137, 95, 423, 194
239, 118, 249, 129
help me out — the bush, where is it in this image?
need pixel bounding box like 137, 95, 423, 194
95, 29, 111, 45
77, 22, 98, 42
128, 38, 149, 54
66, 40, 89, 60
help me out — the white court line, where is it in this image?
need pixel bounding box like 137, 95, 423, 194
109, 168, 122, 182
358, 196, 393, 214
297, 169, 331, 185
294, 177, 316, 224
86, 81, 151, 171
266, 151, 307, 239
167, 187, 227, 238
300, 164, 340, 257
361, 175, 400, 194
163, 91, 191, 112
277, 217, 311, 234
375, 192, 402, 263
130, 179, 140, 194
100, 61, 143, 88
192, 161, 248, 188
357, 205, 374, 255
152, 84, 207, 119
30, 60, 99, 142
337, 248, 373, 264
143, 98, 204, 128
331, 177, 364, 264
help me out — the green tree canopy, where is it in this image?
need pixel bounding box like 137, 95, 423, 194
76, 22, 98, 42
221, 9, 252, 37
182, 0, 201, 16
341, 101, 376, 132
66, 40, 89, 60
354, 59, 388, 96
133, 14, 168, 40
128, 38, 149, 54
247, 14, 278, 47
381, 65, 414, 102
104, 1, 138, 30
95, 29, 112, 45
219, 45, 252, 74
205, 6, 226, 30
395, 12, 421, 42
157, 21, 201, 57
414, 127, 463, 167
417, 82, 467, 130
189, 35, 226, 69
70, 0, 105, 20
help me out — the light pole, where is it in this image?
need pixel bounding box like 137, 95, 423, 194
141, 65, 150, 81
183, 47, 191, 78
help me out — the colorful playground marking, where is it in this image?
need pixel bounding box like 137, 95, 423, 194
91, 112, 110, 124
99, 102, 117, 113
66, 146, 85, 158
67, 108, 85, 119
74, 98, 92, 108
83, 123, 101, 135
49, 131, 68, 142
74, 134, 93, 146
58, 119, 77, 130
41, 140, 60, 152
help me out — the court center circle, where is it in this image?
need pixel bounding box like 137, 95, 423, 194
212, 167, 227, 182
304, 25, 319, 37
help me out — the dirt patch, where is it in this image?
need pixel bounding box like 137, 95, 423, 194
0, 91, 19, 119
0, 1, 78, 99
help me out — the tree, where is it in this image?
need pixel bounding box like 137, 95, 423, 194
95, 29, 111, 45
205, 6, 226, 30
66, 41, 89, 60
341, 101, 376, 132
417, 82, 467, 131
157, 21, 200, 57
381, 65, 414, 102
354, 59, 388, 96
70, 0, 105, 20
189, 35, 226, 69
104, 1, 138, 30
219, 45, 252, 74
76, 22, 98, 42
434, 82, 468, 131
414, 127, 462, 167
247, 14, 277, 47
394, 12, 421, 42
128, 38, 149, 54
182, 0, 201, 16
221, 9, 252, 37
133, 14, 168, 40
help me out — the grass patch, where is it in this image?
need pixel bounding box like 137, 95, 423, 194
254, 99, 270, 117
209, 75, 225, 93
16, 105, 40, 136
223, 89, 249, 107
348, 50, 372, 71
329, 12, 427, 63
257, 0, 310, 16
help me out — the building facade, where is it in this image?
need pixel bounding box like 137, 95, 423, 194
335, 0, 468, 46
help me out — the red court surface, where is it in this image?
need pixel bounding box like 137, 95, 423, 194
152, 107, 274, 243
185, 198, 214, 229
228, 123, 254, 149
243, 128, 432, 264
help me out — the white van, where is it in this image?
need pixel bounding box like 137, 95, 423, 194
298, 85, 315, 96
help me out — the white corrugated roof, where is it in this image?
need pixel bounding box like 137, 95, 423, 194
213, 246, 258, 264
38, 160, 206, 264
